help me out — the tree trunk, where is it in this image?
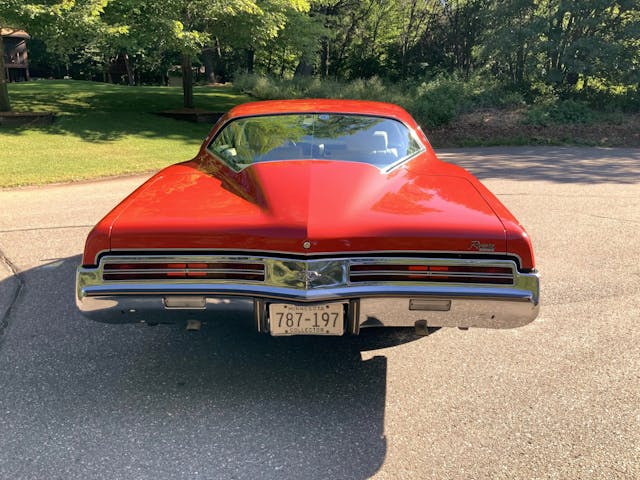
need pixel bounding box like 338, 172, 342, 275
335, 13, 358, 77
102, 59, 111, 83
246, 48, 255, 74
294, 55, 313, 77
0, 33, 11, 112
515, 45, 525, 84
280, 46, 286, 78
202, 47, 216, 83
122, 52, 135, 86
181, 53, 194, 109
320, 39, 330, 78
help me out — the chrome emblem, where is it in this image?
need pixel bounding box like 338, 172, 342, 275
292, 269, 323, 288
274, 260, 346, 289
305, 270, 322, 281
302, 240, 311, 249
470, 240, 496, 252
304, 270, 322, 288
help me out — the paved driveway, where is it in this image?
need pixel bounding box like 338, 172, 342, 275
1, 147, 639, 479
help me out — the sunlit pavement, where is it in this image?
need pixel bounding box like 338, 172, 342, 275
1, 147, 639, 479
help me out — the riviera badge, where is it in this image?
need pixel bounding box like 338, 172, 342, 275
470, 240, 495, 252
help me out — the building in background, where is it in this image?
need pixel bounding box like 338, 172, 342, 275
2, 29, 30, 82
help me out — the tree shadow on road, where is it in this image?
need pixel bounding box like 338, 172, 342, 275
0, 255, 429, 480
438, 146, 640, 184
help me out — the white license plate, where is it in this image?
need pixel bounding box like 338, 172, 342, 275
268, 303, 345, 336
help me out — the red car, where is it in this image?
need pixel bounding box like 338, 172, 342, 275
76, 99, 539, 336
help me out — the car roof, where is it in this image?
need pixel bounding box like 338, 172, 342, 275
226, 99, 417, 127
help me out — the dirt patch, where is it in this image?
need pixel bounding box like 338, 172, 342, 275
428, 109, 640, 148
156, 108, 223, 123
0, 111, 56, 126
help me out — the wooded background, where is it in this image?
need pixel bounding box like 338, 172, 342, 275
2, 0, 639, 115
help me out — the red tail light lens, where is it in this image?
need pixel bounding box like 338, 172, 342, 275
103, 262, 265, 281
349, 264, 513, 284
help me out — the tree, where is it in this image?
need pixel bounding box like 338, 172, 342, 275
0, 27, 14, 111
1, 0, 24, 111
4, 0, 640, 109
210, 0, 310, 76
480, 0, 540, 86
257, 8, 325, 77
115, 0, 310, 107
540, 0, 640, 90
396, 0, 439, 79
1, 0, 117, 111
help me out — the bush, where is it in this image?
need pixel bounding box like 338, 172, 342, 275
233, 73, 414, 111
233, 73, 471, 128
581, 87, 640, 113
411, 78, 466, 128
525, 99, 596, 125
236, 73, 626, 129
469, 85, 527, 109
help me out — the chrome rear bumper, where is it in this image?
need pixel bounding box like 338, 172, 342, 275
76, 254, 539, 332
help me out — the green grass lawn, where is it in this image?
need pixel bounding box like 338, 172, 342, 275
0, 80, 250, 187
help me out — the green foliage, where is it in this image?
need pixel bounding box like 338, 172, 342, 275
412, 78, 466, 128
235, 73, 537, 128
470, 87, 527, 109
235, 73, 404, 103
579, 83, 640, 113
524, 99, 596, 126
235, 73, 463, 127
3, 0, 639, 115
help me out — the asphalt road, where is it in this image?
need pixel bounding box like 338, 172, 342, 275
0, 146, 638, 479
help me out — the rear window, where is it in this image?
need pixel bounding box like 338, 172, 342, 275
208, 113, 423, 171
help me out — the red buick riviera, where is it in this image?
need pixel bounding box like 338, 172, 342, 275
76, 99, 539, 336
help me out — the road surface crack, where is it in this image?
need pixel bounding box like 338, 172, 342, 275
578, 213, 640, 224
0, 247, 24, 343
0, 224, 93, 234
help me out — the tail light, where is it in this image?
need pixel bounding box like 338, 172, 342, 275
349, 264, 513, 284
103, 262, 265, 281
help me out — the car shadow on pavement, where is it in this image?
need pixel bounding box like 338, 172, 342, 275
438, 146, 640, 184
0, 255, 427, 480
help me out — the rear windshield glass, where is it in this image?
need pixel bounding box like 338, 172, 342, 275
208, 113, 423, 171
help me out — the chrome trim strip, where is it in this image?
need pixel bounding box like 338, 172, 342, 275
81, 254, 526, 291
79, 282, 537, 302
96, 248, 525, 267
349, 271, 514, 280
380, 146, 424, 174
254, 298, 267, 333
348, 299, 360, 335
103, 268, 265, 275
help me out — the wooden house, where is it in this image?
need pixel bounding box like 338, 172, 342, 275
2, 28, 30, 82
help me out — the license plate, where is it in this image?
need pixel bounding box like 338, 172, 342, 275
268, 303, 345, 336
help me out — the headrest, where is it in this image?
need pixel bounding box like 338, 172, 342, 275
371, 131, 388, 151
